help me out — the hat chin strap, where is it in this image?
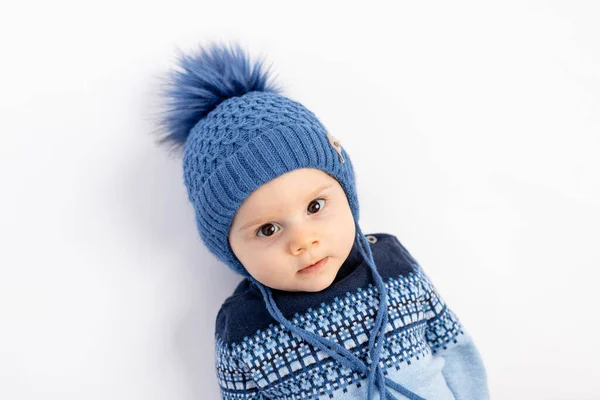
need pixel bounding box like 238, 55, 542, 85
248, 226, 425, 400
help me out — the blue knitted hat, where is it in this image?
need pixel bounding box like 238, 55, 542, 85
155, 41, 422, 400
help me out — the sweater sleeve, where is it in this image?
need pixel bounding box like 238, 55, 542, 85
395, 238, 490, 400
215, 310, 267, 399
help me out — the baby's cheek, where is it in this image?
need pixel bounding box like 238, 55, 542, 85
251, 255, 286, 283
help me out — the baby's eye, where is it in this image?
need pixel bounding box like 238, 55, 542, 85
257, 223, 280, 237
255, 199, 325, 238
307, 198, 325, 214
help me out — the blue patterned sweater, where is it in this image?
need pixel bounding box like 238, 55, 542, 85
214, 233, 489, 399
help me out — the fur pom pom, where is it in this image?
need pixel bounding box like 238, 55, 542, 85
156, 41, 283, 149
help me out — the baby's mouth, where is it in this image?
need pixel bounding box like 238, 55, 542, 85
298, 257, 329, 274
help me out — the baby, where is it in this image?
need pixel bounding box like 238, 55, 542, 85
155, 41, 489, 400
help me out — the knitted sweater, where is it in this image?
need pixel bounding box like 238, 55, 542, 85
214, 233, 489, 399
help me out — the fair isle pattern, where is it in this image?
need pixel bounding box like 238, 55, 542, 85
215, 269, 464, 399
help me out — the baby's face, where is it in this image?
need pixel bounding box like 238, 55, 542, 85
228, 168, 356, 292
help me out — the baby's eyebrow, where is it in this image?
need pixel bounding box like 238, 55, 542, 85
238, 216, 272, 232
307, 183, 334, 200
236, 183, 333, 232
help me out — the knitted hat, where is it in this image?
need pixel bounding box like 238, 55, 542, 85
155, 41, 422, 400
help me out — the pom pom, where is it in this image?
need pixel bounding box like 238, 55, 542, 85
155, 41, 283, 150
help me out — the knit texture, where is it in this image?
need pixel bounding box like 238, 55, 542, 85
182, 91, 359, 277
156, 42, 487, 399
215, 233, 490, 399
158, 42, 403, 396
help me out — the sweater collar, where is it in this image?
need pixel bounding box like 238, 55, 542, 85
331, 239, 364, 284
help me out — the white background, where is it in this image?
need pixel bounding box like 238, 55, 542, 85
1, 1, 599, 399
